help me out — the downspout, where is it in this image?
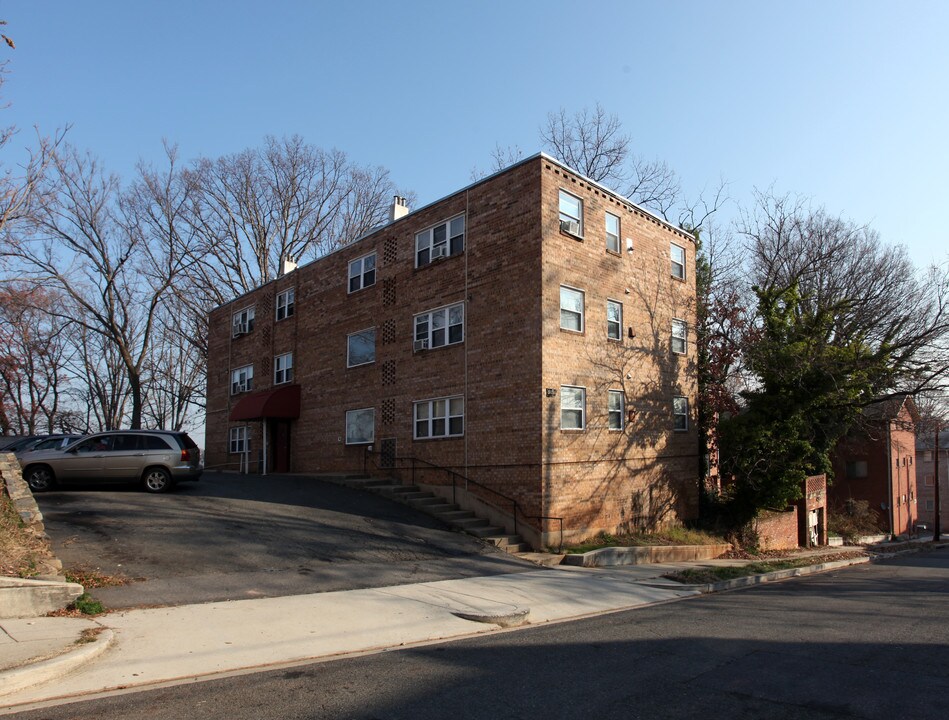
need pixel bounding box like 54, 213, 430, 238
886, 421, 894, 539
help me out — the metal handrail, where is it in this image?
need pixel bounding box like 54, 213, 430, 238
363, 447, 563, 551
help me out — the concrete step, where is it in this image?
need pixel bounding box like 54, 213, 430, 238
452, 517, 490, 530
387, 485, 420, 495
481, 534, 523, 548
410, 496, 447, 507
468, 525, 506, 538
399, 491, 436, 502
436, 510, 476, 522
367, 483, 405, 494
424, 503, 460, 514
503, 543, 532, 554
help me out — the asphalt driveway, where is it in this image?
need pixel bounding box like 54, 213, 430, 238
33, 471, 536, 609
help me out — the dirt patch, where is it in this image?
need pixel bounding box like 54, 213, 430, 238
0, 485, 56, 577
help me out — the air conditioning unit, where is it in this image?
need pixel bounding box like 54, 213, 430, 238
432, 245, 448, 259
413, 339, 429, 351
560, 219, 581, 236
232, 322, 248, 338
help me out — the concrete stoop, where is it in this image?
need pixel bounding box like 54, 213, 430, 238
0, 577, 84, 620
319, 474, 533, 556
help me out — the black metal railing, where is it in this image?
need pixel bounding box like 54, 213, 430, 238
363, 447, 563, 551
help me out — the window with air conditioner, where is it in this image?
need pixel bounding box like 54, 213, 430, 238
232, 306, 255, 337
231, 365, 254, 395
347, 328, 376, 367
414, 396, 464, 439
349, 253, 376, 293
559, 190, 583, 237
416, 215, 465, 267
414, 302, 464, 350
276, 288, 295, 321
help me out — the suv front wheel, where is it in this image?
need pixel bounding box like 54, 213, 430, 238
142, 467, 174, 493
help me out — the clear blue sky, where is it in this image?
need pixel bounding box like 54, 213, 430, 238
3, 1, 947, 267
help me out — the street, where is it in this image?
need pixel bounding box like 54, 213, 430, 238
7, 548, 948, 719
33, 472, 533, 608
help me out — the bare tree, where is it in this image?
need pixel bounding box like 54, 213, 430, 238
184, 135, 400, 300
3, 145, 198, 429
540, 104, 682, 219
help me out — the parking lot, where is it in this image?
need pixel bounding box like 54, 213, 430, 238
34, 471, 536, 609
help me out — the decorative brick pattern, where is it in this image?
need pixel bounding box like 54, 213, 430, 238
384, 238, 398, 266
382, 277, 396, 307
381, 360, 396, 386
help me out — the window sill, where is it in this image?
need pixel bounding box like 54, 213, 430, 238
607, 337, 623, 344
606, 248, 622, 257
347, 284, 377, 296
347, 361, 376, 369
560, 428, 585, 433
671, 274, 686, 282
559, 328, 585, 336
561, 229, 584, 242
414, 251, 464, 271
413, 435, 465, 442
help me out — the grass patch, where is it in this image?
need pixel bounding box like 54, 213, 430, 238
564, 527, 727, 554
665, 552, 861, 584
76, 627, 105, 645
70, 593, 105, 615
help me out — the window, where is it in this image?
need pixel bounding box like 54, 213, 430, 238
672, 319, 688, 354
924, 450, 933, 462
846, 460, 869, 479
229, 427, 249, 454
605, 212, 620, 253
276, 288, 295, 321
414, 396, 464, 439
671, 243, 686, 280
348, 253, 376, 293
925, 474, 935, 487
607, 300, 622, 340
926, 500, 935, 511
559, 190, 583, 236
608, 390, 624, 431
414, 303, 464, 350
231, 365, 253, 394
347, 328, 376, 366
560, 286, 584, 332
345, 408, 375, 445
561, 386, 585, 430
232, 306, 255, 337
673, 396, 689, 431
274, 353, 293, 384
416, 215, 465, 267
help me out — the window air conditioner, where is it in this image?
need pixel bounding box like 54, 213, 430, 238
413, 339, 429, 351
432, 245, 448, 259
232, 322, 248, 337
560, 219, 581, 236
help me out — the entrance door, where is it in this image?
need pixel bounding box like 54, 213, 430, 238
272, 420, 292, 473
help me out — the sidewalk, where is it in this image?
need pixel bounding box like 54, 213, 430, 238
0, 550, 881, 712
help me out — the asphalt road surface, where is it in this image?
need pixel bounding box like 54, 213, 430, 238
9, 547, 948, 720
33, 471, 534, 608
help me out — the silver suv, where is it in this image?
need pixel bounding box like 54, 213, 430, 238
20, 430, 202, 494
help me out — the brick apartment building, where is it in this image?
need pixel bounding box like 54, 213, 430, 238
829, 396, 919, 537
916, 430, 948, 530
205, 154, 700, 547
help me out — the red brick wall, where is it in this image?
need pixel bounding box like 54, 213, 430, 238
206, 155, 700, 546
755, 508, 800, 551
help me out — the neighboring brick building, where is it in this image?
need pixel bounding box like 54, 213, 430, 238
915, 430, 948, 531
829, 396, 919, 538
205, 154, 700, 547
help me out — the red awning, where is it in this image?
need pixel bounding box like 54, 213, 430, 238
229, 384, 301, 421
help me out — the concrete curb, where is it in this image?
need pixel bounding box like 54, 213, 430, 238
0, 578, 85, 620
562, 544, 731, 567
0, 628, 114, 698
683, 556, 871, 594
